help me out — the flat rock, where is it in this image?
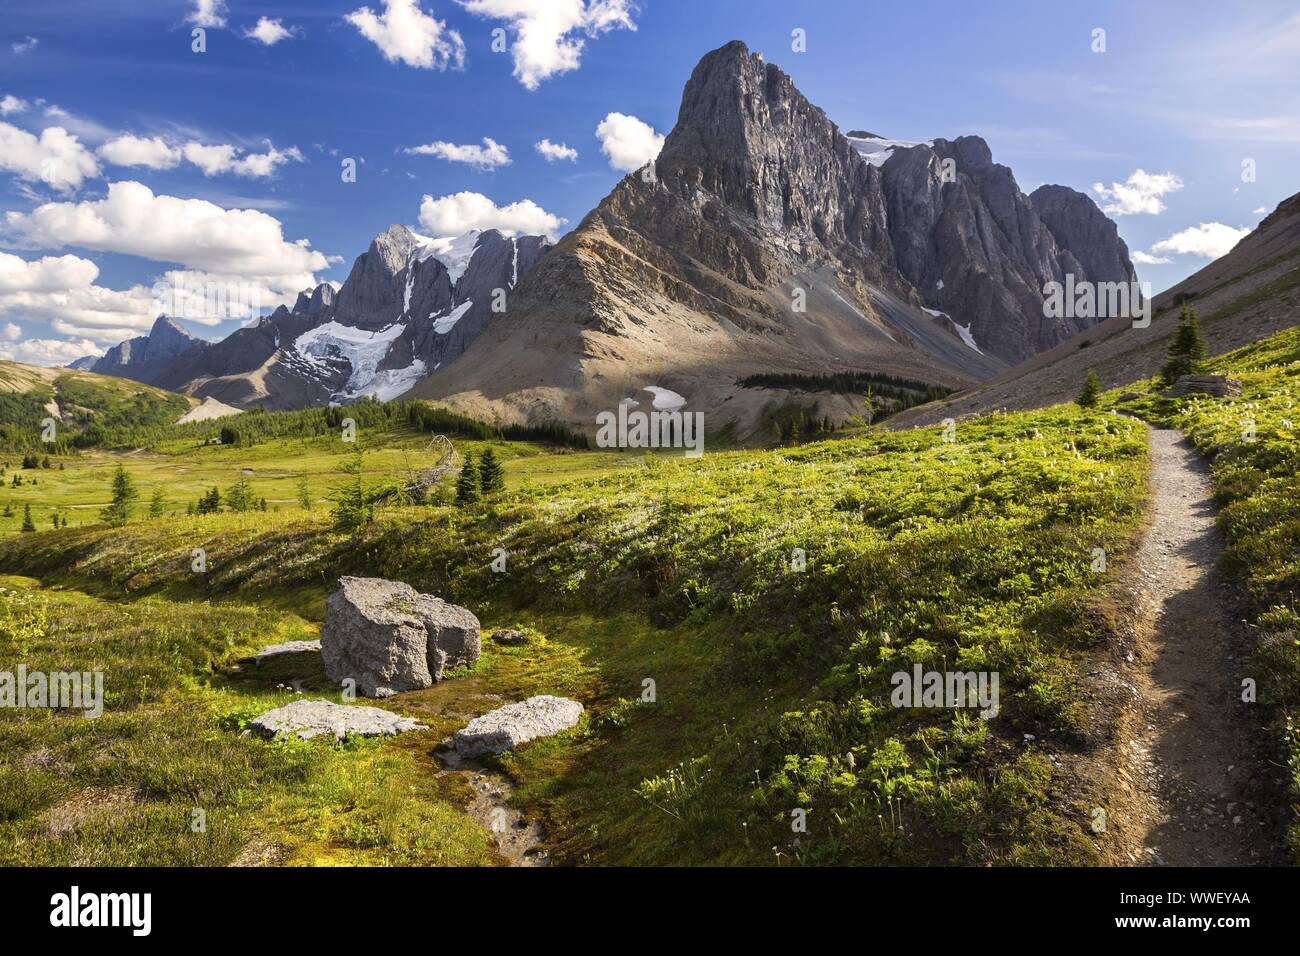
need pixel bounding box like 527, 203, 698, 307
255, 639, 322, 663
450, 695, 583, 758
249, 699, 426, 741
320, 576, 480, 698
490, 629, 530, 646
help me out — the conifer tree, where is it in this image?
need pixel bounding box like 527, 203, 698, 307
100, 463, 138, 527
456, 452, 481, 505
1161, 304, 1207, 385
478, 448, 505, 496
1076, 369, 1101, 408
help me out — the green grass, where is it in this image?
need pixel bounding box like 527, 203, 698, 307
1112, 325, 1300, 858
0, 401, 1149, 865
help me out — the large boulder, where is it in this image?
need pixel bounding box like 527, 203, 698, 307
250, 699, 426, 741
450, 695, 584, 758
320, 577, 480, 698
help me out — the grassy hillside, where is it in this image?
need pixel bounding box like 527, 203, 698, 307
0, 360, 192, 453
0, 403, 1149, 865
1114, 325, 1300, 856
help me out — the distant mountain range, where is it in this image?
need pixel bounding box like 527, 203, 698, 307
78, 40, 1136, 438
78, 226, 549, 410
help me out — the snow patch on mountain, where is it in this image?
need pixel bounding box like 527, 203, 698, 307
846, 134, 929, 168
293, 321, 408, 400
431, 299, 473, 335
352, 360, 427, 402
924, 307, 983, 354
411, 230, 482, 285
644, 386, 687, 411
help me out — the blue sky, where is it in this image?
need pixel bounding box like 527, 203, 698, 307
1, 0, 1297, 365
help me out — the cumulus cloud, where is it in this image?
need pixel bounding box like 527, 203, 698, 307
1092, 169, 1184, 216
0, 122, 100, 191
245, 17, 295, 45
0, 252, 159, 343
418, 191, 565, 239
458, 0, 637, 90
0, 336, 106, 367
595, 111, 663, 172
187, 0, 228, 28
98, 134, 182, 170
2, 322, 19, 341
1253, 206, 1268, 215
347, 0, 466, 70
535, 138, 577, 162
1149, 222, 1251, 260
1, 95, 28, 115
12, 37, 38, 55
404, 137, 510, 169
3, 181, 333, 301
1131, 250, 1172, 265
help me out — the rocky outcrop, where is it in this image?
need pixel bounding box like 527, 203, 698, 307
449, 696, 584, 758
320, 577, 480, 698
877, 138, 1137, 362
1167, 374, 1243, 398
1030, 185, 1137, 290
250, 699, 426, 740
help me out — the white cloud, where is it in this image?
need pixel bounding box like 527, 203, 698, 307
181, 142, 237, 176
535, 138, 577, 162
404, 137, 510, 169
180, 140, 303, 178
595, 111, 663, 172
0, 252, 159, 342
0, 95, 28, 116
245, 17, 295, 45
2, 322, 20, 341
0, 122, 100, 191
1253, 206, 1268, 215
418, 191, 565, 239
98, 134, 182, 170
458, 0, 637, 90
1149, 222, 1251, 260
347, 0, 466, 70
12, 36, 38, 55
187, 0, 228, 29
1091, 169, 1184, 215
0, 337, 105, 367
1131, 250, 1172, 265
3, 181, 333, 302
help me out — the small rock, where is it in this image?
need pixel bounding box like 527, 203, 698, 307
490, 629, 531, 647
249, 699, 426, 741
450, 695, 584, 758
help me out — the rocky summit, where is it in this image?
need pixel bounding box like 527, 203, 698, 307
414, 40, 1135, 439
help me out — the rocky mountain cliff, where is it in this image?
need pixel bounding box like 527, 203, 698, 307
413, 40, 1135, 436
887, 189, 1300, 429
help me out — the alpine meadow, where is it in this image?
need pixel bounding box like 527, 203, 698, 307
0, 0, 1296, 930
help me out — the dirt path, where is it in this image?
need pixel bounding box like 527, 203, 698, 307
1119, 427, 1279, 865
